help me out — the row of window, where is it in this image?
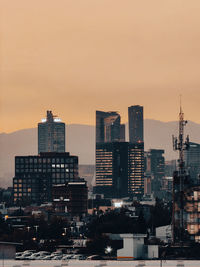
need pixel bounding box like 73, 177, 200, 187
14, 173, 77, 183
16, 163, 76, 168
16, 168, 77, 174
16, 157, 76, 164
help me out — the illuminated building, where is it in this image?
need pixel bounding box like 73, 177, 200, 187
173, 183, 200, 243
38, 110, 65, 153
128, 105, 143, 143
95, 142, 144, 198
52, 181, 88, 216
184, 186, 200, 242
96, 111, 122, 143
13, 152, 78, 205
144, 175, 151, 195
184, 142, 200, 184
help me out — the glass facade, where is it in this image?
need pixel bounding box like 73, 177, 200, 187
96, 111, 122, 143
128, 145, 144, 196
184, 142, 200, 184
96, 142, 144, 198
13, 152, 78, 205
128, 105, 143, 143
38, 110, 65, 153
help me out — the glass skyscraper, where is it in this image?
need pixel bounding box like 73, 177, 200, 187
38, 110, 65, 153
128, 105, 143, 143
96, 110, 122, 143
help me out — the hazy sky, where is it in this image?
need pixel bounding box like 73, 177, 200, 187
1, 0, 200, 132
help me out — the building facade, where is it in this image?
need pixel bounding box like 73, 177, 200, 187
128, 105, 143, 143
38, 110, 65, 153
52, 181, 88, 216
13, 152, 78, 205
184, 142, 200, 184
145, 149, 165, 198
95, 142, 144, 198
96, 110, 122, 143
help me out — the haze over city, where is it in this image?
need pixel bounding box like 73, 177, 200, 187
1, 0, 200, 132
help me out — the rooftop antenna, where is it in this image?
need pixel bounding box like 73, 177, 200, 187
172, 95, 190, 244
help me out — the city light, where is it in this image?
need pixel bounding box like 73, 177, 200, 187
105, 246, 112, 254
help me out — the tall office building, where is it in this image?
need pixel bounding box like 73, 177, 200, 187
146, 149, 165, 197
120, 124, 125, 142
13, 152, 78, 205
95, 142, 144, 198
38, 110, 65, 154
184, 142, 200, 184
128, 105, 143, 143
96, 111, 121, 143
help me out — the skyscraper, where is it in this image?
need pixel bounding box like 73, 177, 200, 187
38, 110, 65, 153
184, 142, 200, 184
128, 105, 143, 143
95, 142, 144, 198
96, 111, 121, 143
120, 124, 125, 142
146, 149, 165, 197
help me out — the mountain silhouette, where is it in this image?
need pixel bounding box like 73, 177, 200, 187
1, 119, 200, 187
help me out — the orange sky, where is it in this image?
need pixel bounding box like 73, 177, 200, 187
1, 0, 200, 133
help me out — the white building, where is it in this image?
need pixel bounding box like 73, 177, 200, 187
117, 234, 147, 260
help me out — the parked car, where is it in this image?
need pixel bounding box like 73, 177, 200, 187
87, 255, 104, 260
52, 255, 63, 260
43, 255, 55, 260
62, 254, 73, 260
72, 254, 86, 260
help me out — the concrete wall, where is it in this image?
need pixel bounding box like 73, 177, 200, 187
148, 245, 159, 259
117, 234, 146, 259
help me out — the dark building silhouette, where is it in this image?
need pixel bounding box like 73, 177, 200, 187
120, 124, 126, 142
38, 110, 65, 153
52, 181, 88, 216
96, 111, 121, 143
146, 149, 165, 198
13, 152, 78, 205
128, 105, 143, 143
95, 142, 144, 198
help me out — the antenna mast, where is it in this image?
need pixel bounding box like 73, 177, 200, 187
172, 96, 189, 244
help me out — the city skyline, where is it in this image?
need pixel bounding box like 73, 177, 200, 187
1, 0, 200, 132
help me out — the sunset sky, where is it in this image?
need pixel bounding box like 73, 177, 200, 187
1, 0, 200, 133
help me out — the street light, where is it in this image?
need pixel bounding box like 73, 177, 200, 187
34, 225, 39, 233
105, 246, 112, 255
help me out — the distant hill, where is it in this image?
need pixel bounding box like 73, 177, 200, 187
1, 119, 200, 187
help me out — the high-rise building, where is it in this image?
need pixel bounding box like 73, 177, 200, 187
38, 110, 65, 154
13, 152, 78, 205
128, 105, 143, 143
184, 142, 200, 184
95, 142, 144, 198
120, 124, 126, 142
146, 149, 165, 198
96, 111, 121, 143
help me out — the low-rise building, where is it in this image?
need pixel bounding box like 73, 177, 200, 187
52, 180, 88, 217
